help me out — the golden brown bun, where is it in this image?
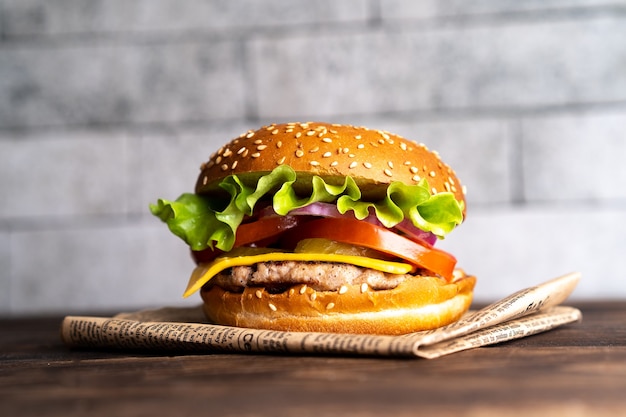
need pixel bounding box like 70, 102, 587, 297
195, 122, 465, 206
200, 272, 476, 335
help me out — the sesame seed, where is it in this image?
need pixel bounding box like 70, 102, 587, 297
223, 148, 232, 157
384, 168, 393, 177
451, 185, 457, 192
378, 139, 385, 145
429, 171, 436, 177
251, 152, 261, 158
363, 162, 372, 169
237, 146, 247, 155
410, 166, 419, 174
276, 141, 282, 148
277, 156, 286, 165
221, 164, 228, 171
348, 153, 355, 158
256, 144, 267, 151
400, 142, 407, 151
272, 129, 279, 135
357, 144, 364, 149
326, 302, 335, 310
330, 161, 338, 167
355, 135, 362, 140
268, 303, 277, 311
310, 292, 317, 301
322, 151, 332, 158
349, 161, 358, 169
462, 185, 467, 195
381, 132, 390, 140
295, 132, 302, 138
231, 161, 238, 170
387, 161, 394, 169
404, 161, 411, 165
310, 161, 320, 167
202, 175, 208, 185
449, 177, 455, 185
295, 149, 304, 158
289, 288, 295, 296
306, 130, 316, 136
253, 139, 263, 145
246, 131, 255, 138
242, 149, 249, 157
339, 285, 348, 294
255, 290, 262, 299
431, 187, 437, 194
360, 283, 368, 293
342, 147, 349, 154
444, 182, 451, 192
299, 285, 307, 294
215, 156, 222, 164
310, 146, 319, 153
412, 175, 420, 182
322, 137, 333, 143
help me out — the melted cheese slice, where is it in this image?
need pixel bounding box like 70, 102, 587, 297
183, 252, 412, 297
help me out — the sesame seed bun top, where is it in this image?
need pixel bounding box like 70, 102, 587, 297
195, 122, 466, 209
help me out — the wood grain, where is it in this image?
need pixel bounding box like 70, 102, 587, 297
1, 301, 624, 416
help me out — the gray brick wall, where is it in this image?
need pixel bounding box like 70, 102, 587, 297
1, 1, 625, 315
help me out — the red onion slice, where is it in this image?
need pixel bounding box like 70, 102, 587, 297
257, 202, 437, 246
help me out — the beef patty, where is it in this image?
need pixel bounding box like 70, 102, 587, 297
207, 261, 411, 293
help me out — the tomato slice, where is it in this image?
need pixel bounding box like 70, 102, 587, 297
281, 217, 457, 280
192, 215, 305, 264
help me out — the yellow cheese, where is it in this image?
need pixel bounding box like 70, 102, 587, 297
183, 252, 412, 297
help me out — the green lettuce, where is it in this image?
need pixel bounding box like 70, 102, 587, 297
149, 165, 464, 252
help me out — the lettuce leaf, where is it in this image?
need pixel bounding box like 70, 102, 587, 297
149, 165, 464, 251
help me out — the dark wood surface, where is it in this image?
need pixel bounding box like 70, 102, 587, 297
1, 301, 625, 416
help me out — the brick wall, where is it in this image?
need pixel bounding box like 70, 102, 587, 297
1, 0, 625, 315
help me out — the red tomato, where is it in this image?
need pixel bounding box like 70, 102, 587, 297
281, 217, 457, 280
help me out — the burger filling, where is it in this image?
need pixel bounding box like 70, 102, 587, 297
151, 165, 465, 297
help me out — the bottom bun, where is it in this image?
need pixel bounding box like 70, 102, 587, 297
200, 272, 476, 335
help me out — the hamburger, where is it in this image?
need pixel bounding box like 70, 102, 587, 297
150, 122, 475, 335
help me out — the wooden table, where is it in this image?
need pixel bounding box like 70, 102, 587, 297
1, 301, 625, 416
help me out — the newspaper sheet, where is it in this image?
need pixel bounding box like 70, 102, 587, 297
61, 272, 582, 359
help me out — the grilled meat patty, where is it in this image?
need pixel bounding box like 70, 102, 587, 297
207, 261, 410, 293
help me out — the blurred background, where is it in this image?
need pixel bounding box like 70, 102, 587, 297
1, 0, 625, 316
